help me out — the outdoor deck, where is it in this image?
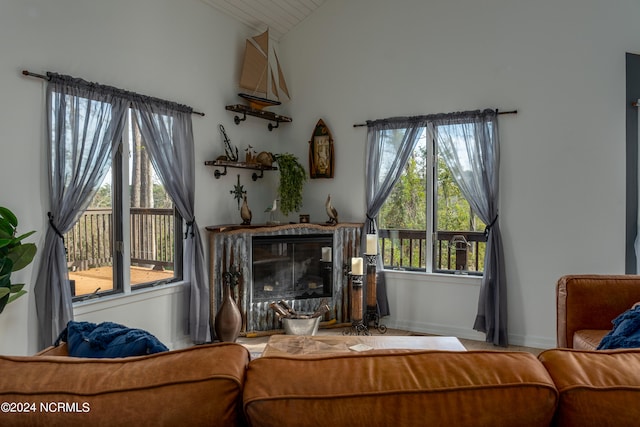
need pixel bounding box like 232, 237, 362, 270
69, 266, 174, 296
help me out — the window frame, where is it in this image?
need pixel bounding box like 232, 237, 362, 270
70, 111, 183, 302
378, 123, 486, 276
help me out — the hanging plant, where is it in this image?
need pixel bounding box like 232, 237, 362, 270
273, 153, 307, 216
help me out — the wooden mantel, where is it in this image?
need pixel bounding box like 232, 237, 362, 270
206, 222, 363, 336
205, 222, 363, 234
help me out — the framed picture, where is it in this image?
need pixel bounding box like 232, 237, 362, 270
308, 119, 334, 178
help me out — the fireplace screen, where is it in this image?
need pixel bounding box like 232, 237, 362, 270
252, 234, 333, 302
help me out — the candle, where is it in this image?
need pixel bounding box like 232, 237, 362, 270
352, 257, 364, 275
321, 247, 332, 262
366, 234, 377, 255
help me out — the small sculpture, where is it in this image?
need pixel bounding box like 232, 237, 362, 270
325, 194, 338, 224
240, 194, 252, 225
265, 199, 279, 225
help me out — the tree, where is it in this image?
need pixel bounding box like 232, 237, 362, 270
378, 133, 485, 271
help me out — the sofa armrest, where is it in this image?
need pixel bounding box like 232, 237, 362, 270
35, 343, 69, 356
557, 275, 640, 348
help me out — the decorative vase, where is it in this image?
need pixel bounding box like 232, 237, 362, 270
214, 278, 242, 342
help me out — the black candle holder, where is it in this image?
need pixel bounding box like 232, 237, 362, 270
365, 254, 387, 334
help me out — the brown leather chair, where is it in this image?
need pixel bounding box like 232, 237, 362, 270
556, 275, 640, 349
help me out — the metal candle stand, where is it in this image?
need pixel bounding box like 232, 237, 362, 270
344, 273, 370, 336
365, 254, 387, 334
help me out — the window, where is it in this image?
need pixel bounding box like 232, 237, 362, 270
378, 124, 486, 274
66, 111, 183, 300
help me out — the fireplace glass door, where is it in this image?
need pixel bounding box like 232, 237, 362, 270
252, 234, 333, 302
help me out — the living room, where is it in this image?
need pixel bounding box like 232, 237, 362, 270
1, 0, 639, 357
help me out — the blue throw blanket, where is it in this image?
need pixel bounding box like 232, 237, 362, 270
55, 320, 169, 358
597, 305, 640, 350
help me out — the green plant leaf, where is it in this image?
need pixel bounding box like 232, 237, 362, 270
0, 207, 18, 228
0, 238, 11, 250
0, 259, 12, 277
7, 290, 27, 304
0, 206, 36, 313
0, 223, 13, 238
7, 243, 36, 271
15, 231, 36, 242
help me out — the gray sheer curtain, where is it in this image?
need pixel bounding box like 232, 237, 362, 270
365, 117, 428, 316
34, 73, 128, 348
434, 109, 507, 346
130, 96, 210, 344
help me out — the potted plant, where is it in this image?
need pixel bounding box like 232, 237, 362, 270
272, 153, 307, 216
0, 206, 37, 314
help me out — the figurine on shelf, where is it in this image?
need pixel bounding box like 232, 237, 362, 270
265, 199, 280, 225
325, 194, 339, 224
245, 145, 257, 164
240, 194, 252, 225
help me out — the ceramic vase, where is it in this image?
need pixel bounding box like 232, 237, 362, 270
214, 280, 242, 342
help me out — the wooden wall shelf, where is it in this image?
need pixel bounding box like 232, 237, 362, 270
204, 159, 277, 181
225, 104, 292, 131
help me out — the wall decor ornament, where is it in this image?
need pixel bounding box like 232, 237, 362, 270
308, 119, 334, 179
230, 175, 246, 210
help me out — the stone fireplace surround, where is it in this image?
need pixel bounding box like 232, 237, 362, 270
207, 222, 363, 335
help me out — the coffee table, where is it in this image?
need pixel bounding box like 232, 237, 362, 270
261, 334, 466, 357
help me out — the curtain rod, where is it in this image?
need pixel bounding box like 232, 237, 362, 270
352, 109, 518, 128
21, 70, 205, 117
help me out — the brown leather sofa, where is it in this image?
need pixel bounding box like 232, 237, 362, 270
3, 340, 640, 426
556, 274, 640, 349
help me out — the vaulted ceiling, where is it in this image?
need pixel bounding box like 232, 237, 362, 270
201, 0, 327, 40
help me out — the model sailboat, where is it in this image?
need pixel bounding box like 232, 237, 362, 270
238, 29, 290, 110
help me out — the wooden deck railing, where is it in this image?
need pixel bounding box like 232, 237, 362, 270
378, 229, 487, 274
65, 208, 175, 271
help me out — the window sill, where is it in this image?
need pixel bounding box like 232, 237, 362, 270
73, 281, 186, 316
383, 269, 482, 286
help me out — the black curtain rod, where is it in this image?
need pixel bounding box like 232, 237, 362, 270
352, 109, 518, 128
21, 70, 205, 117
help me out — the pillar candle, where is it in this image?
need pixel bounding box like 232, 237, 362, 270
321, 247, 332, 262
366, 234, 378, 255
352, 257, 364, 275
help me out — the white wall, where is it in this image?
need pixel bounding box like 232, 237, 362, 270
0, 0, 283, 355
1, 0, 639, 355
280, 0, 640, 348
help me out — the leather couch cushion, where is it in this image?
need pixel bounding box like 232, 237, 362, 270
0, 342, 249, 427
539, 348, 640, 427
572, 330, 608, 351
244, 350, 558, 427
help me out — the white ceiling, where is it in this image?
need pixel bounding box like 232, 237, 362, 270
201, 0, 327, 40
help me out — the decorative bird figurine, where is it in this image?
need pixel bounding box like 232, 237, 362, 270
240, 194, 252, 225
264, 199, 277, 213
264, 199, 279, 224
325, 194, 338, 225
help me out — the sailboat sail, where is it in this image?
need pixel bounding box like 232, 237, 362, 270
238, 29, 290, 109
274, 50, 290, 100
